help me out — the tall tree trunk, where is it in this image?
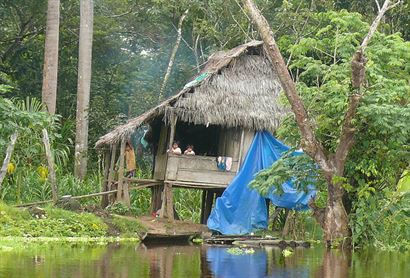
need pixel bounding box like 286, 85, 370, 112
74, 0, 94, 179
41, 0, 60, 114
242, 0, 395, 247
158, 9, 189, 101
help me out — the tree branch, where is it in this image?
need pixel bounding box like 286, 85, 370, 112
361, 0, 393, 50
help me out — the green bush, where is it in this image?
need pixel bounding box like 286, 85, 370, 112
350, 190, 410, 251
0, 203, 108, 237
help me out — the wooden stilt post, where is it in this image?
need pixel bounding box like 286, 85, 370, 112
160, 182, 174, 220
101, 149, 111, 208
238, 129, 245, 170
151, 183, 163, 214
42, 129, 58, 203
166, 182, 174, 220
200, 189, 207, 224
168, 112, 177, 150
215, 189, 223, 199
0, 132, 18, 191
123, 176, 131, 207
116, 138, 126, 203
107, 143, 117, 204
203, 189, 215, 224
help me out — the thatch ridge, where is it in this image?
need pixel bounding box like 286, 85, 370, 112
96, 40, 287, 147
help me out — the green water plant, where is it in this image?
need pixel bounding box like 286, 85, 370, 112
227, 247, 255, 255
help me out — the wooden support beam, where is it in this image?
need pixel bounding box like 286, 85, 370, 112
151, 184, 163, 214
129, 182, 160, 190
123, 179, 131, 207
168, 112, 177, 151
200, 189, 207, 224
101, 149, 111, 208
42, 129, 58, 202
166, 183, 174, 220
107, 143, 117, 191
215, 189, 223, 198
0, 132, 18, 191
117, 138, 126, 203
238, 129, 245, 170
203, 190, 215, 224
160, 182, 174, 220
124, 178, 162, 184
167, 180, 229, 189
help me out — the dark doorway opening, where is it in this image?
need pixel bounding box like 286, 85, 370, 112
174, 122, 221, 156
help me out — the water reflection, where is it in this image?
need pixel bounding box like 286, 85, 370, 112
0, 242, 408, 277
315, 249, 351, 278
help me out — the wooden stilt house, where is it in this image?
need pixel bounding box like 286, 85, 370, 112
95, 40, 286, 223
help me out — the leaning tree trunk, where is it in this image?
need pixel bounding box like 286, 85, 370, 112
41, 0, 60, 114
242, 0, 396, 247
158, 9, 189, 101
74, 0, 94, 179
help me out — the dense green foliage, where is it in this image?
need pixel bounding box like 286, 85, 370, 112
351, 190, 410, 251
0, 202, 108, 237
0, 202, 148, 239
249, 11, 409, 249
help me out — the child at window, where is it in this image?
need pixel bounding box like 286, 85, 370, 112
168, 141, 182, 155
184, 145, 195, 155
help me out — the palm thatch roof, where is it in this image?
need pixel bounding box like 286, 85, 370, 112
96, 40, 287, 147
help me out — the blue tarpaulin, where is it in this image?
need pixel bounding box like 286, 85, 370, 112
207, 131, 316, 235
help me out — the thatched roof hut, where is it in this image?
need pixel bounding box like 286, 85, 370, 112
95, 40, 286, 148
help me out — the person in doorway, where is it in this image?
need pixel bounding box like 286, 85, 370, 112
168, 141, 182, 155
184, 144, 195, 155
125, 141, 137, 177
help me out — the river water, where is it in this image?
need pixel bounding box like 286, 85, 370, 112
0, 242, 408, 277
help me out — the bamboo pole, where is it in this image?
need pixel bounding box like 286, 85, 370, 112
0, 132, 18, 191
16, 190, 118, 207
42, 129, 58, 202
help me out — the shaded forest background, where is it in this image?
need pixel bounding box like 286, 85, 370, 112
1, 0, 408, 167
